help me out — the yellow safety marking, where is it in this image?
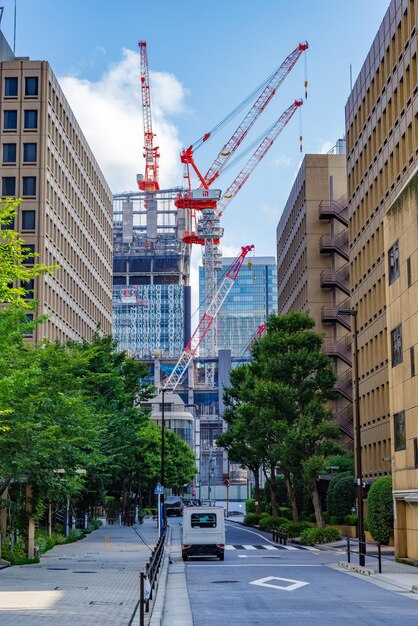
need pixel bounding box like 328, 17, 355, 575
103, 534, 111, 547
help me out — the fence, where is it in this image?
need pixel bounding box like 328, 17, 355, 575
139, 524, 168, 626
346, 537, 382, 573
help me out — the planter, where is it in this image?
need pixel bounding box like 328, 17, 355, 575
327, 524, 357, 538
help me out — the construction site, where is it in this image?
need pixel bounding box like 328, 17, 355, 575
112, 41, 308, 500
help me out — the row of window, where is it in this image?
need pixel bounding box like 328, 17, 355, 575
3, 142, 37, 163
4, 76, 38, 97
2, 176, 36, 197
4, 109, 38, 130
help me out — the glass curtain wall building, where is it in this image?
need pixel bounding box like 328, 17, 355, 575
199, 256, 277, 356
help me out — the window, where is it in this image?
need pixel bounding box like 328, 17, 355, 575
407, 257, 412, 288
22, 176, 36, 196
190, 513, 217, 529
21, 210, 36, 230
4, 110, 17, 129
23, 313, 34, 336
24, 110, 38, 129
25, 77, 38, 96
2, 143, 16, 162
23, 143, 37, 162
391, 324, 403, 366
2, 176, 16, 196
22, 244, 35, 265
414, 438, 418, 469
394, 410, 406, 451
388, 240, 400, 284
21, 278, 34, 299
411, 346, 416, 377
4, 77, 18, 96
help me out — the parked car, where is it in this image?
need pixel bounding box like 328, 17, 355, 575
164, 496, 184, 516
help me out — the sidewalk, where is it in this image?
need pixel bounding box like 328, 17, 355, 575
0, 518, 158, 625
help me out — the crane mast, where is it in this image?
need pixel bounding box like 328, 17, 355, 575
163, 245, 254, 391
138, 41, 160, 191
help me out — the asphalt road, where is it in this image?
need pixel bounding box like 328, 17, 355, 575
177, 519, 418, 626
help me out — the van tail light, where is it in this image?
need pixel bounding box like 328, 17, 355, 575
216, 544, 225, 548
182, 544, 190, 548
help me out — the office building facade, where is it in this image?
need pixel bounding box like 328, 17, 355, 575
345, 0, 417, 557
199, 256, 277, 356
0, 35, 113, 342
276, 152, 352, 439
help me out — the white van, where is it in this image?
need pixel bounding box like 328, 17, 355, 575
182, 506, 225, 561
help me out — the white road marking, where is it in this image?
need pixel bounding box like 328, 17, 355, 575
249, 576, 309, 592
262, 544, 278, 551
238, 555, 248, 558
224, 545, 236, 550
242, 545, 257, 550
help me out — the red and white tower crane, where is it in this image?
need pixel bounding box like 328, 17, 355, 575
137, 41, 160, 191
163, 245, 254, 391
175, 43, 307, 362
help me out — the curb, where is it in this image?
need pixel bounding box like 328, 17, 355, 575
338, 560, 374, 576
149, 551, 170, 625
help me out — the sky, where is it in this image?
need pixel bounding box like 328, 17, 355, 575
0, 0, 389, 313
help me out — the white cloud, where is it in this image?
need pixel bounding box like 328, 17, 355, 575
271, 155, 293, 167
59, 48, 186, 192
317, 139, 334, 154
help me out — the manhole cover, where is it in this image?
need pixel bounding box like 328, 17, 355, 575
211, 580, 239, 584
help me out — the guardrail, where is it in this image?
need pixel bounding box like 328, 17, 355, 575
346, 537, 382, 573
139, 523, 167, 626
272, 528, 288, 545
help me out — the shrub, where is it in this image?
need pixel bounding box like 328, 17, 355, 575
329, 515, 345, 525
344, 514, 358, 526
245, 499, 256, 514
277, 507, 292, 520
367, 476, 393, 544
300, 527, 342, 546
258, 516, 290, 531
243, 513, 261, 526
1, 540, 40, 565
326, 472, 356, 517
89, 518, 102, 530
284, 521, 313, 538
67, 529, 85, 543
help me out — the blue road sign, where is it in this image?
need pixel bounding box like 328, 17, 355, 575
154, 483, 164, 495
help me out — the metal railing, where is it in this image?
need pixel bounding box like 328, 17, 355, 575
139, 523, 167, 626
272, 529, 288, 545
346, 537, 382, 573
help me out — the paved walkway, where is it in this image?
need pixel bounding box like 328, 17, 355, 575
0, 518, 158, 625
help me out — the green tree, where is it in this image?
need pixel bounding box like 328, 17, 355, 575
367, 476, 394, 544
0, 199, 58, 307
326, 472, 356, 518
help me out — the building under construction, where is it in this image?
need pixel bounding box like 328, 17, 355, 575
112, 189, 191, 359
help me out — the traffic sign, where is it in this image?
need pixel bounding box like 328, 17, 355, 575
154, 483, 164, 495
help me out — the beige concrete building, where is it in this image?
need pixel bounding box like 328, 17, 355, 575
276, 152, 352, 440
0, 39, 113, 342
384, 169, 418, 559
345, 0, 417, 493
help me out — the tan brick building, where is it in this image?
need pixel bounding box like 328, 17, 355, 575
276, 152, 352, 440
345, 0, 418, 556
0, 41, 113, 342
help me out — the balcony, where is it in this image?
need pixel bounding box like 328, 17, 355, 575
319, 231, 349, 261
321, 300, 352, 329
334, 369, 352, 401
318, 198, 348, 226
320, 265, 350, 295
324, 335, 352, 366
335, 404, 354, 439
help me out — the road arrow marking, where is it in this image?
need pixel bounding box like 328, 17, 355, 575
249, 576, 309, 591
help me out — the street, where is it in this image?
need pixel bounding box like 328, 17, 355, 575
175, 520, 418, 626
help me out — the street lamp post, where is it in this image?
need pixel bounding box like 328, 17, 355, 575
160, 388, 171, 533
338, 307, 365, 566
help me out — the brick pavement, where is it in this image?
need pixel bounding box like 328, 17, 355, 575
0, 518, 158, 625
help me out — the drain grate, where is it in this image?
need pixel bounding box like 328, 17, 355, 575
90, 601, 123, 606
72, 570, 97, 574
55, 586, 88, 590
47, 567, 68, 571
211, 580, 239, 584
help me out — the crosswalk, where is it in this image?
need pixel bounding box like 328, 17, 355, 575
224, 544, 317, 552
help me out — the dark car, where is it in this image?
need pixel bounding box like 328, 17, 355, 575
164, 496, 184, 516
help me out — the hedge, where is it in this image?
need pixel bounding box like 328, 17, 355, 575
300, 527, 342, 546
367, 476, 393, 544
243, 513, 262, 526
258, 516, 290, 531
326, 472, 356, 517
